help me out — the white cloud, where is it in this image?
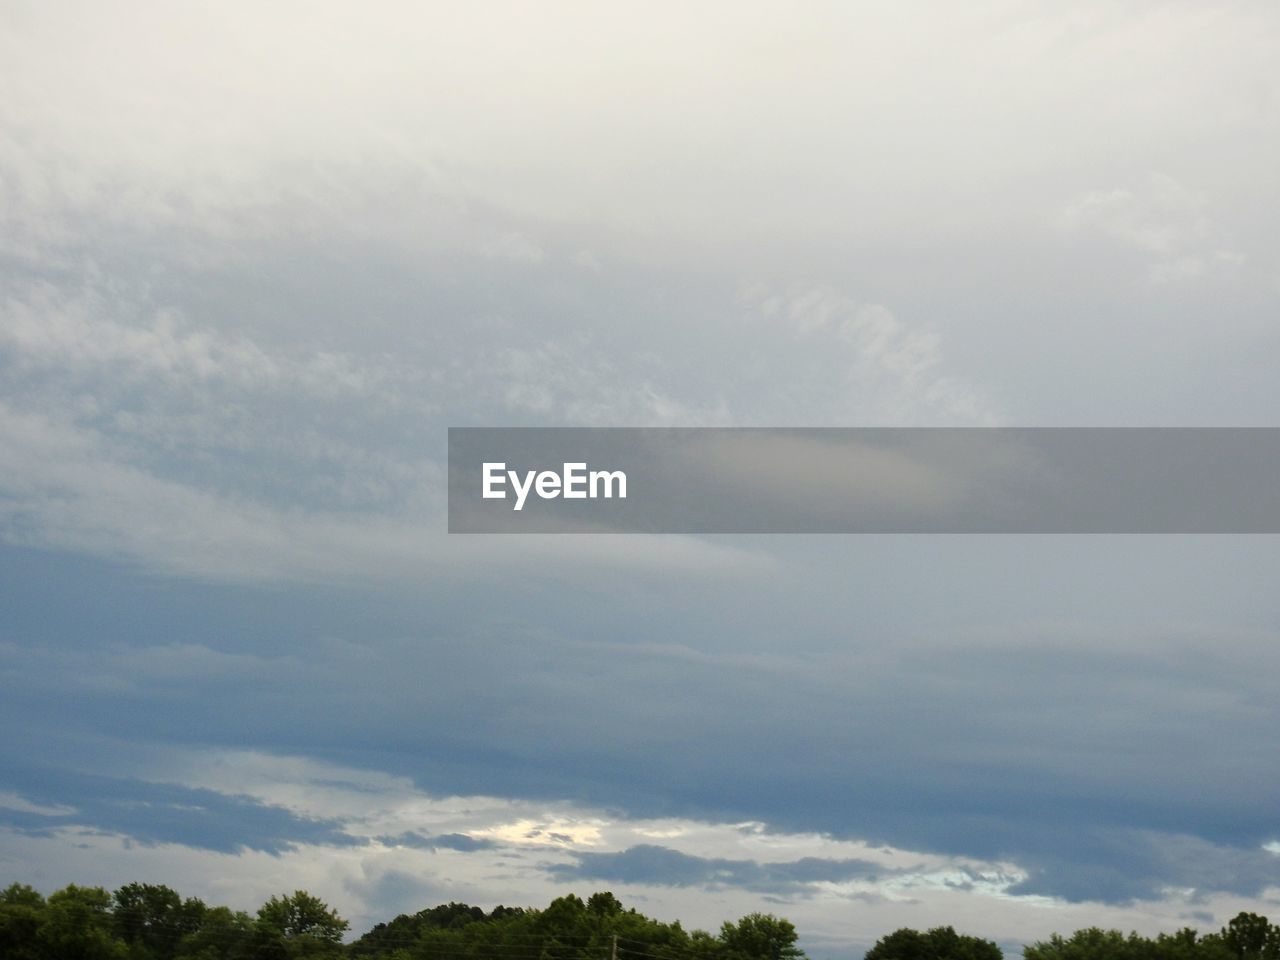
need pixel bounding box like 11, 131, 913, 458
2, 2, 1272, 264
0, 279, 400, 396
0, 791, 76, 817
494, 341, 732, 426
745, 285, 998, 425
1061, 175, 1208, 257
1058, 173, 1245, 285
0, 401, 768, 583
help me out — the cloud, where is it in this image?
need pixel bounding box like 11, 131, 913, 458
0, 763, 358, 854
378, 832, 497, 852
548, 844, 885, 894
6, 557, 1280, 911
742, 286, 997, 426
0, 398, 770, 584
1058, 173, 1244, 285
3, 740, 1275, 955
0, 791, 77, 817
1061, 175, 1210, 257
1008, 829, 1280, 905
492, 341, 732, 426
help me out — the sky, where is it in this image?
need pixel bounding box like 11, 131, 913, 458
2, 1, 1280, 956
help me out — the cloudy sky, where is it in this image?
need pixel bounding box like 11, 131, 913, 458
2, 1, 1280, 956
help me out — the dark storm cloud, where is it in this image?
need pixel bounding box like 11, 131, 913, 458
379, 832, 496, 852
5, 542, 1280, 905
547, 845, 884, 893
1007, 830, 1280, 904
0, 760, 358, 853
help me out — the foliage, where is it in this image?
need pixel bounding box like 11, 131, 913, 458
1221, 914, 1280, 960
719, 913, 805, 960
866, 926, 1002, 960
0, 880, 342, 960
1, 876, 1276, 960
348, 890, 715, 960
1023, 917, 1265, 960
257, 889, 350, 956
113, 882, 207, 959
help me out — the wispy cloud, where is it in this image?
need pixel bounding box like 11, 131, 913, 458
1058, 173, 1245, 285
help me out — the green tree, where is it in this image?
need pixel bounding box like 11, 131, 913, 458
113, 882, 206, 960
587, 892, 623, 919
1024, 928, 1143, 960
257, 890, 348, 942
719, 913, 806, 960
0, 882, 47, 960
1223, 915, 1280, 960
867, 926, 1001, 960
173, 905, 254, 960
256, 891, 348, 958
1, 883, 45, 908
689, 929, 725, 960
1025, 925, 1251, 960
38, 884, 128, 960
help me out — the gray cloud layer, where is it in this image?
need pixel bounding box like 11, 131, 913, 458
549, 845, 886, 893
0, 761, 357, 854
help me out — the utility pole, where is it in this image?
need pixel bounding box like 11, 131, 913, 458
612, 935, 619, 960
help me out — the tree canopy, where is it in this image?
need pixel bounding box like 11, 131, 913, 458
348, 890, 802, 960
865, 925, 1003, 960
2, 875, 1277, 960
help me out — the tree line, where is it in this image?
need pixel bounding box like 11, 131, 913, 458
0, 884, 801, 960
865, 915, 1280, 960
2, 879, 1278, 960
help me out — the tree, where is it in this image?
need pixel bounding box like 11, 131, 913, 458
1, 883, 44, 908
866, 927, 1001, 960
587, 892, 623, 918
113, 882, 206, 959
0, 883, 47, 960
1024, 925, 1254, 960
719, 913, 806, 960
173, 905, 254, 960
256, 891, 348, 957
689, 929, 725, 960
346, 892, 705, 960
1023, 928, 1143, 960
1223, 915, 1280, 960
257, 890, 348, 942
1151, 927, 1237, 960
38, 884, 128, 960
